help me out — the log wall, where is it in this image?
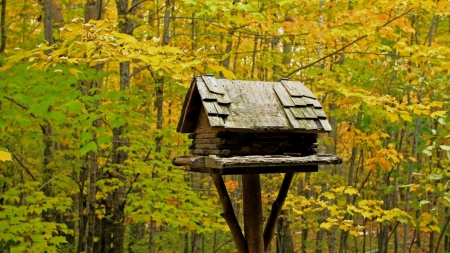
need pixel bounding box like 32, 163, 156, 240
191, 109, 318, 156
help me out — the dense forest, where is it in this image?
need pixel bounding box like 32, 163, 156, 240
1, 0, 450, 252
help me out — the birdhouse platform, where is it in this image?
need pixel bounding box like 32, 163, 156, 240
172, 76, 342, 253
173, 75, 341, 174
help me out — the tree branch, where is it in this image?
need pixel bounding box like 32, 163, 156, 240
286, 8, 413, 77
7, 146, 37, 181
127, 0, 148, 14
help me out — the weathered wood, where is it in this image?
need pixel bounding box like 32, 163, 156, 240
314, 108, 327, 118
202, 75, 223, 94
222, 80, 291, 130
284, 108, 306, 130
216, 131, 240, 138
203, 101, 219, 115
179, 76, 333, 133
243, 174, 264, 253
303, 97, 322, 108
320, 119, 333, 131
177, 81, 202, 133
211, 174, 249, 253
263, 173, 294, 251
290, 107, 306, 118
195, 133, 217, 139
215, 79, 233, 104
274, 83, 295, 107
171, 156, 205, 168
194, 144, 217, 149
208, 116, 225, 127
191, 149, 231, 156
189, 165, 318, 175
282, 80, 316, 99
196, 80, 217, 101
204, 154, 342, 169
300, 119, 318, 130
192, 138, 220, 145
214, 103, 230, 116
217, 144, 241, 150
291, 97, 307, 107
301, 107, 317, 119
192, 149, 208, 155
280, 80, 304, 97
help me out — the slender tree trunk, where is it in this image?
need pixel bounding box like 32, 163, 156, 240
276, 209, 294, 253
338, 111, 361, 253
403, 15, 436, 253
222, 1, 237, 71
436, 208, 450, 253
250, 34, 259, 79
41, 0, 55, 236
149, 1, 173, 252
192, 232, 201, 253
43, 0, 53, 47
0, 0, 6, 54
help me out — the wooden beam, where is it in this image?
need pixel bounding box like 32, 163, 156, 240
171, 156, 205, 168
204, 154, 342, 169
211, 174, 249, 253
243, 174, 264, 253
263, 173, 295, 251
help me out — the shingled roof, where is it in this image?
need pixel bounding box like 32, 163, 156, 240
177, 75, 332, 133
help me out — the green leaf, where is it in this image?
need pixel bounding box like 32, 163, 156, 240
79, 141, 97, 155
80, 132, 94, 144
98, 135, 111, 145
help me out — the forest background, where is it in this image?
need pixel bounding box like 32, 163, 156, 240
1, 0, 450, 252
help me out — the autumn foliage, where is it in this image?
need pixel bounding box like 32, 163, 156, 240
1, 0, 450, 252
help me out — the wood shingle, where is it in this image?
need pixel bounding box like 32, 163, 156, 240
177, 76, 332, 133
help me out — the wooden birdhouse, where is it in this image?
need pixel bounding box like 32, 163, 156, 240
173, 75, 341, 253
173, 75, 340, 174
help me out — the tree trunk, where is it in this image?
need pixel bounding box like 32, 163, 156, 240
43, 0, 53, 47
404, 14, 436, 253
276, 210, 294, 253
149, 1, 173, 252
0, 0, 6, 54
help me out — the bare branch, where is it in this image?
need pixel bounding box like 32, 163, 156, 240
286, 8, 413, 77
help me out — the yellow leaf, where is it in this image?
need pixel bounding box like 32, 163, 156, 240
430, 110, 447, 118
349, 230, 359, 237
93, 237, 99, 242
339, 224, 350, 231
410, 184, 421, 192
209, 64, 236, 80
429, 225, 441, 233
344, 187, 359, 195
321, 191, 335, 200
320, 222, 333, 230
429, 101, 443, 108
69, 68, 81, 78
0, 151, 12, 162
400, 113, 412, 122
221, 68, 236, 80
387, 112, 398, 122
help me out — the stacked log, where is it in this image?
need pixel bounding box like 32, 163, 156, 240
189, 130, 318, 157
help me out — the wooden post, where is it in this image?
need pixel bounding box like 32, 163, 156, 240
263, 173, 295, 251
211, 174, 249, 253
243, 174, 264, 253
